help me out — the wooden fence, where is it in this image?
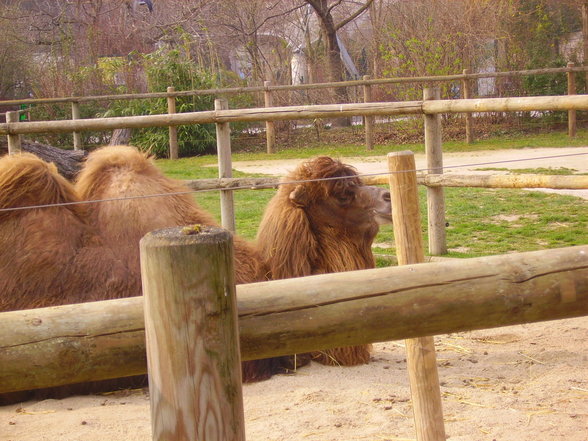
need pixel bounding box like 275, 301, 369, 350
1, 91, 588, 439
3, 91, 588, 255
2, 64, 588, 155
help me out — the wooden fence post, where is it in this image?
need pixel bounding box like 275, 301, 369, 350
71, 101, 83, 150
167, 86, 179, 159
215, 98, 236, 232
6, 111, 22, 154
567, 62, 577, 138
423, 88, 447, 255
140, 226, 245, 441
264, 81, 276, 154
363, 75, 375, 151
388, 151, 446, 441
461, 69, 474, 143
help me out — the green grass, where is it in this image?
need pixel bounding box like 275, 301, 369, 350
155, 128, 588, 260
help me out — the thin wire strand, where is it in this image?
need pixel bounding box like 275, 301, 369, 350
0, 151, 586, 214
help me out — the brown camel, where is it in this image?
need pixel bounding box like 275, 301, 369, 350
0, 149, 283, 404
75, 145, 268, 286
74, 145, 285, 383
0, 153, 140, 312
256, 156, 392, 366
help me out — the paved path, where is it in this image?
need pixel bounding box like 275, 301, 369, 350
231, 146, 588, 199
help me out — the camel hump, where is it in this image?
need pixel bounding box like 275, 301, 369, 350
0, 153, 79, 213
83, 145, 153, 176
76, 145, 158, 198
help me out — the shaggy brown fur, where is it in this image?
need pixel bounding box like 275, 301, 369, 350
0, 153, 144, 404
0, 148, 285, 403
74, 146, 285, 383
257, 156, 392, 366
75, 145, 267, 286
0, 153, 140, 311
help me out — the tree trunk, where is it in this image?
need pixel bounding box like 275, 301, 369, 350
306, 0, 351, 126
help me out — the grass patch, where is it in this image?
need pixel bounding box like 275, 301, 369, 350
155, 128, 588, 260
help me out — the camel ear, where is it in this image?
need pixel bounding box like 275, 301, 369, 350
289, 185, 309, 207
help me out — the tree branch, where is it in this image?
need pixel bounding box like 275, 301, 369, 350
335, 0, 373, 31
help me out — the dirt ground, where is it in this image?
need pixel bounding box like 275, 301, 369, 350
1, 146, 587, 441
1, 318, 587, 441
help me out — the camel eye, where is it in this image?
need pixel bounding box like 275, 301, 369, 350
337, 190, 355, 205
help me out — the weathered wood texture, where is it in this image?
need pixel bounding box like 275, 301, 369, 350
215, 98, 236, 232
462, 69, 474, 143
264, 81, 276, 154
167, 86, 179, 160
108, 128, 132, 146
1, 245, 587, 394
388, 151, 446, 441
3, 95, 588, 136
363, 75, 374, 151
363, 173, 588, 189
17, 140, 87, 180
6, 112, 21, 154
567, 62, 577, 138
140, 226, 245, 441
423, 88, 447, 256
71, 102, 82, 151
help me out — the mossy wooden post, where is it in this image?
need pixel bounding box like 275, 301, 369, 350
140, 226, 245, 441
423, 88, 447, 255
461, 69, 474, 143
264, 81, 276, 154
71, 101, 82, 150
363, 75, 374, 150
388, 151, 446, 441
6, 111, 21, 154
567, 63, 577, 138
167, 86, 179, 159
215, 98, 236, 232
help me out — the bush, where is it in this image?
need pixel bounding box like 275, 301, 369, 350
104, 49, 222, 157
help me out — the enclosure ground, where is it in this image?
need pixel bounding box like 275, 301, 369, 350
1, 317, 586, 441
1, 147, 587, 440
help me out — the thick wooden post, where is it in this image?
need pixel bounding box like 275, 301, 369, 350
461, 69, 474, 143
423, 88, 447, 255
140, 226, 245, 441
264, 81, 276, 154
71, 102, 82, 150
167, 86, 179, 159
388, 151, 446, 441
583, 2, 588, 89
6, 111, 21, 154
567, 63, 577, 138
363, 75, 374, 150
215, 98, 236, 232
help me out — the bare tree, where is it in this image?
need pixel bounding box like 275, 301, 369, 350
305, 0, 372, 99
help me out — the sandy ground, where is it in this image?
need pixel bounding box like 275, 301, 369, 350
1, 146, 587, 441
1, 318, 587, 441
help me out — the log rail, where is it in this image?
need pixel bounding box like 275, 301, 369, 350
1, 244, 586, 394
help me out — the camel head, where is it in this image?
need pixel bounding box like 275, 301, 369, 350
286, 156, 392, 235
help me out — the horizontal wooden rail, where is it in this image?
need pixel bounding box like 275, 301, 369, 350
364, 173, 588, 189
0, 245, 586, 394
0, 101, 422, 135
181, 173, 588, 192
2, 95, 588, 136
2, 66, 588, 107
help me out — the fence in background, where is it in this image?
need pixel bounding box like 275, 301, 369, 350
2, 64, 588, 156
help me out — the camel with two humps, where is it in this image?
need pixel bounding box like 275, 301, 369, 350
0, 146, 390, 402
